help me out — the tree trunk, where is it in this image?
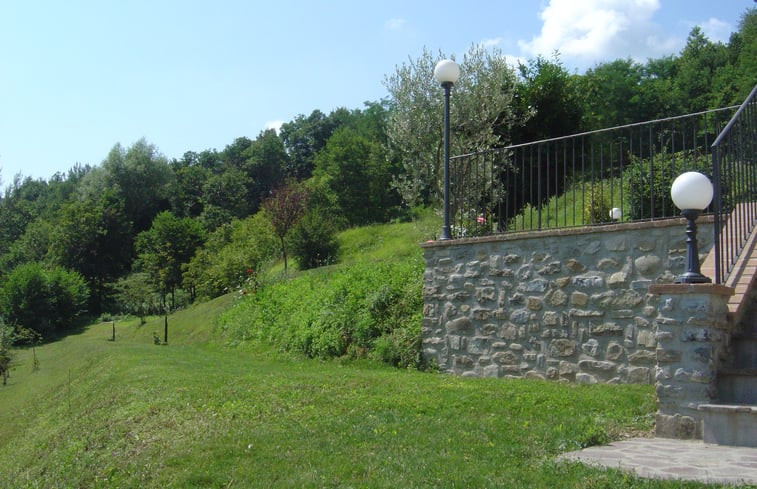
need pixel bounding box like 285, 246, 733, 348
280, 237, 288, 273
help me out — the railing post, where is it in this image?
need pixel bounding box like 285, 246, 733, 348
712, 145, 722, 284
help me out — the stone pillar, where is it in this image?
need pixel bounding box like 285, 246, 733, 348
648, 283, 734, 439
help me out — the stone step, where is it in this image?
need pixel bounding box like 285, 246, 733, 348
717, 368, 757, 404
730, 335, 757, 369
698, 403, 757, 447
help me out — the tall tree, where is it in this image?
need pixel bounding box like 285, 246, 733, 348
135, 211, 206, 310
313, 127, 400, 225
279, 109, 350, 179
579, 58, 645, 128
674, 27, 729, 112
262, 182, 309, 273
511, 55, 584, 142
384, 45, 520, 208
200, 168, 250, 229
242, 128, 287, 211
48, 191, 133, 312
78, 139, 172, 233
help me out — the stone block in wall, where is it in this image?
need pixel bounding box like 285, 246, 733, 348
606, 342, 625, 361
605, 236, 627, 251
546, 289, 568, 307
628, 350, 656, 365
510, 309, 531, 324
452, 355, 474, 368
571, 292, 589, 306
527, 297, 543, 311
591, 290, 644, 309
572, 275, 604, 289
635, 255, 662, 276
589, 322, 623, 335
578, 359, 617, 374
542, 311, 561, 326
597, 258, 619, 270
627, 366, 652, 384
581, 338, 600, 356
576, 373, 599, 384
636, 329, 657, 348
493, 351, 518, 365
446, 316, 473, 334
549, 339, 576, 358
518, 278, 549, 293
467, 337, 489, 355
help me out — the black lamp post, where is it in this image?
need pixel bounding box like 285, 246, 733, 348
671, 171, 714, 284
433, 59, 460, 240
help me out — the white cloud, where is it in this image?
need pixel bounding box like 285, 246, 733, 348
384, 17, 407, 31
503, 53, 528, 69
700, 17, 732, 43
518, 0, 679, 67
264, 120, 284, 134
480, 37, 503, 48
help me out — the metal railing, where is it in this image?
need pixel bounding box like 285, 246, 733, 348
448, 107, 738, 239
712, 84, 757, 284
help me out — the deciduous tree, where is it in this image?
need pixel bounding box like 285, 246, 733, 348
262, 182, 309, 273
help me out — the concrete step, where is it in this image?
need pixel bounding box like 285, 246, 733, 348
698, 403, 757, 447
717, 368, 757, 404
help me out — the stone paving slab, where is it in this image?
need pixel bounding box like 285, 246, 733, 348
558, 438, 757, 486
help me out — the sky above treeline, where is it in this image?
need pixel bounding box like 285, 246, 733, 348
0, 0, 753, 180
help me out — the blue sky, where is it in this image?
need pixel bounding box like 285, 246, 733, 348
0, 0, 753, 180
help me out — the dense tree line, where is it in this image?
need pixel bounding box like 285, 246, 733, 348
0, 9, 754, 340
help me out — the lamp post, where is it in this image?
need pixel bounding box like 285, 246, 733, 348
434, 59, 460, 240
671, 171, 714, 284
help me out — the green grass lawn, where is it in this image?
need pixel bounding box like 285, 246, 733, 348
0, 299, 736, 488
0, 215, 742, 488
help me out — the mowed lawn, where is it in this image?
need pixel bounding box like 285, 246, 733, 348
0, 296, 735, 489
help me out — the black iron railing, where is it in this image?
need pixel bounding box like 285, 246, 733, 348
712, 84, 757, 285
448, 107, 738, 239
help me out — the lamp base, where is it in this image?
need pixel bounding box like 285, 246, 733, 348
674, 272, 712, 284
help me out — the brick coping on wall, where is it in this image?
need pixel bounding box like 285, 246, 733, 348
649, 283, 735, 296
420, 215, 715, 249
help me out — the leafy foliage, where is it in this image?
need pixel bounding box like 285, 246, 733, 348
135, 212, 206, 309
0, 263, 88, 337
287, 210, 340, 270
220, 257, 423, 368
262, 181, 309, 272
182, 212, 277, 300
624, 150, 714, 220
384, 45, 520, 207
0, 318, 14, 385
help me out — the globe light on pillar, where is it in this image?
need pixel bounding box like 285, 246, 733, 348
670, 171, 714, 284
433, 59, 460, 240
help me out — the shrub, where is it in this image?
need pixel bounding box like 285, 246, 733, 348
288, 211, 339, 270
582, 182, 612, 224
219, 256, 425, 368
624, 149, 713, 220
0, 263, 88, 337
183, 212, 277, 300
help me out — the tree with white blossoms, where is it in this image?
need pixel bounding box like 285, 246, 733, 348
384, 44, 524, 209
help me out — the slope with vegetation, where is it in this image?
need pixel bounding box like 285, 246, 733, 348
1, 217, 738, 488
0, 9, 755, 343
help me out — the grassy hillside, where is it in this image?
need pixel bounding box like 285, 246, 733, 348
0, 216, 734, 488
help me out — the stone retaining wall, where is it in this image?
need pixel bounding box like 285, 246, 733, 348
420, 217, 715, 384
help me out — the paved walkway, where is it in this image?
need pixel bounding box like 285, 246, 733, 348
559, 438, 757, 486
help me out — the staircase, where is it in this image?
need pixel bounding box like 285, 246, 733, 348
697, 214, 757, 447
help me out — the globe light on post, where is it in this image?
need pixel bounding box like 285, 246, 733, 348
433, 59, 460, 240
670, 171, 714, 284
